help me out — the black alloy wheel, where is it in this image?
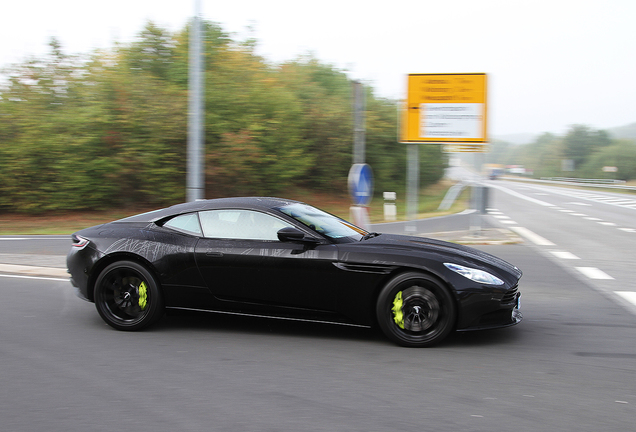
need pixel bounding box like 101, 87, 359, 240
376, 272, 456, 347
94, 260, 164, 331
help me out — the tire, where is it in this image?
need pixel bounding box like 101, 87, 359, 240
376, 272, 456, 347
94, 260, 164, 331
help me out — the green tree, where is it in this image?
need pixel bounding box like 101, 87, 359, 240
277, 57, 353, 191
563, 125, 611, 170
485, 127, 619, 179
0, 38, 116, 212
123, 22, 176, 80
579, 140, 636, 181
0, 21, 445, 214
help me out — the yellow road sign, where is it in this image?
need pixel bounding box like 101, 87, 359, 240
442, 144, 490, 153
401, 73, 488, 144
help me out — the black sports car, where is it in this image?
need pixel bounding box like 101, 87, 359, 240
67, 197, 522, 347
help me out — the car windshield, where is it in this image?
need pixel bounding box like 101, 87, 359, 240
277, 203, 367, 242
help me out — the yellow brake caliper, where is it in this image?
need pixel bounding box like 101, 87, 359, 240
138, 282, 148, 310
392, 291, 404, 329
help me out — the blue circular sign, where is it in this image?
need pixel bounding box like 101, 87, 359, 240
348, 163, 374, 206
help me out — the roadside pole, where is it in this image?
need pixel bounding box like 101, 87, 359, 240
406, 144, 419, 233
186, 0, 205, 202
352, 81, 366, 165
470, 152, 486, 236
349, 81, 372, 230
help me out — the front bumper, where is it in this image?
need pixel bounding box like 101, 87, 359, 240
456, 286, 522, 331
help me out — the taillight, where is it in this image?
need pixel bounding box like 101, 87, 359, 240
71, 234, 89, 250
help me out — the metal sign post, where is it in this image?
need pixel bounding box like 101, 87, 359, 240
348, 163, 373, 230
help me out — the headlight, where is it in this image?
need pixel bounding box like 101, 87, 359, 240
444, 263, 504, 285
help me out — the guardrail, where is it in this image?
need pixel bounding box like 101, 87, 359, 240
540, 177, 625, 185
501, 176, 636, 191
438, 181, 466, 210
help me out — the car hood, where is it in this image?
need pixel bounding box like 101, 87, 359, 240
358, 234, 522, 280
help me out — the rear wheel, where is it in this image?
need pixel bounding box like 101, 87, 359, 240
94, 260, 164, 331
376, 272, 456, 347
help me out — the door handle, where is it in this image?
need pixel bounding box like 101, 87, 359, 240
206, 251, 224, 257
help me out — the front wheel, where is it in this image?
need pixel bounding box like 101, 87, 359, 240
94, 260, 164, 331
376, 272, 456, 347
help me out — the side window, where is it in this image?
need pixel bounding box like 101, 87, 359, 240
163, 213, 202, 236
199, 209, 292, 241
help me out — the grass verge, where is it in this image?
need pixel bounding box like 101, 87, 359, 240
0, 180, 469, 235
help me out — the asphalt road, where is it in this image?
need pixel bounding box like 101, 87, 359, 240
0, 235, 69, 255
1, 238, 635, 430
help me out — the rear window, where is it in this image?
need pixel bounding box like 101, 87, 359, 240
163, 213, 202, 236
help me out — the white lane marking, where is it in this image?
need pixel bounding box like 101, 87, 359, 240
488, 184, 556, 207
509, 227, 556, 246
559, 209, 575, 213
615, 292, 636, 307
550, 251, 580, 260
501, 220, 518, 225
571, 213, 587, 216
576, 267, 614, 280
584, 217, 602, 221
595, 198, 636, 204
618, 228, 636, 233
598, 221, 617, 226
544, 189, 636, 210
486, 208, 499, 211
515, 185, 636, 210
534, 193, 549, 196
567, 202, 591, 206
0, 274, 68, 282
488, 211, 503, 215
493, 215, 509, 219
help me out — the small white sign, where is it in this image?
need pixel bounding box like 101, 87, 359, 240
420, 103, 483, 139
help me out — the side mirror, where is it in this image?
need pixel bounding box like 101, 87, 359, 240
277, 227, 319, 244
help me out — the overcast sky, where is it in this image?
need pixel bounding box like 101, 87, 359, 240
1, 0, 634, 136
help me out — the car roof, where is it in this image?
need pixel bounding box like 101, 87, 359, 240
116, 197, 302, 223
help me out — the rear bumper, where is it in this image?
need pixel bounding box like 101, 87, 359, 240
67, 246, 99, 303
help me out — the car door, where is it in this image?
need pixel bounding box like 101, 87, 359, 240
194, 209, 339, 312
